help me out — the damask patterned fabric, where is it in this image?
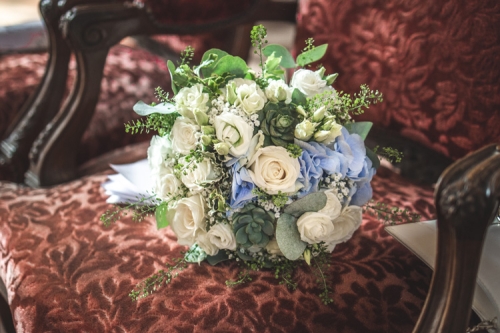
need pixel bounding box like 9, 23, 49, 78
0, 168, 435, 332
295, 0, 500, 160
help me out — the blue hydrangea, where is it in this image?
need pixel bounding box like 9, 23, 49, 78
294, 139, 348, 176
229, 160, 257, 209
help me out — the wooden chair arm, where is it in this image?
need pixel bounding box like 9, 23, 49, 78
414, 143, 500, 333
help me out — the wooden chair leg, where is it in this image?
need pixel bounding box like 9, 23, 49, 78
0, 0, 71, 183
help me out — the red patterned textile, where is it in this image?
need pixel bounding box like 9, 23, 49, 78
0, 168, 435, 332
295, 0, 500, 160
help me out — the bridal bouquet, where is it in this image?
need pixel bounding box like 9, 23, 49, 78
103, 26, 390, 303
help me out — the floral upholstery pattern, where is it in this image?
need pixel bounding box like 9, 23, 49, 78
295, 0, 500, 160
0, 167, 434, 333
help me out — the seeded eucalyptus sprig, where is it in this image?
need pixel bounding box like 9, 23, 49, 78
363, 200, 421, 225
250, 24, 268, 69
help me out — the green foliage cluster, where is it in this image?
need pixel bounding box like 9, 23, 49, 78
373, 145, 404, 164
124, 112, 179, 137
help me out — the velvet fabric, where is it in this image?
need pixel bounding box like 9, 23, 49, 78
0, 167, 434, 332
295, 0, 500, 160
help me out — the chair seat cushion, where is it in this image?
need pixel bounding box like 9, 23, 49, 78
0, 166, 435, 332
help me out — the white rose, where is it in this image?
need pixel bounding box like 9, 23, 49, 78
290, 69, 328, 97
248, 146, 301, 195
318, 189, 342, 220
265, 79, 293, 104
174, 83, 209, 120
207, 223, 237, 251
214, 112, 254, 157
294, 120, 317, 141
265, 238, 283, 256
152, 167, 183, 201
325, 206, 363, 247
147, 135, 173, 174
171, 117, 200, 155
180, 157, 220, 193
314, 120, 342, 145
196, 230, 219, 256
229, 78, 267, 114
296, 212, 335, 244
168, 194, 207, 246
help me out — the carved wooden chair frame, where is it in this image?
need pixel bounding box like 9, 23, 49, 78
0, 1, 499, 332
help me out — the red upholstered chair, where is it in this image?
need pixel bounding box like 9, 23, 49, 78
0, 1, 499, 332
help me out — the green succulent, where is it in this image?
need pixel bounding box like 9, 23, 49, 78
259, 102, 298, 147
233, 203, 275, 248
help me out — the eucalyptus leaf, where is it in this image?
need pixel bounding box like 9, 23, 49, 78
283, 192, 327, 217
133, 101, 176, 116
263, 44, 296, 68
167, 60, 178, 94
343, 121, 373, 140
206, 251, 229, 265
155, 203, 169, 229
366, 147, 381, 170
211, 55, 248, 78
292, 88, 307, 106
200, 49, 229, 77
296, 44, 328, 67
276, 213, 307, 260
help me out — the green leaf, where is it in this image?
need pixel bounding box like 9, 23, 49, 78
167, 60, 178, 94
133, 101, 176, 116
206, 251, 229, 265
155, 203, 169, 229
343, 121, 373, 140
292, 88, 307, 106
200, 49, 229, 77
366, 146, 381, 170
211, 55, 248, 78
296, 44, 328, 67
276, 213, 307, 260
263, 44, 296, 68
284, 192, 327, 217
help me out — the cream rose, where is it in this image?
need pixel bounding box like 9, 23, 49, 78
228, 78, 267, 114
290, 69, 328, 98
180, 157, 220, 193
147, 135, 173, 173
171, 117, 200, 155
152, 167, 183, 201
207, 223, 237, 251
318, 189, 342, 220
296, 212, 335, 244
214, 112, 253, 157
265, 79, 293, 104
174, 83, 209, 120
248, 146, 301, 195
326, 206, 363, 246
167, 194, 207, 246
196, 230, 219, 256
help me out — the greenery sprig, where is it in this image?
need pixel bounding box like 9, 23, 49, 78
363, 200, 421, 225
338, 84, 383, 116
250, 24, 268, 69
124, 112, 179, 137
311, 248, 334, 305
100, 195, 158, 227
373, 145, 404, 164
129, 255, 190, 301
